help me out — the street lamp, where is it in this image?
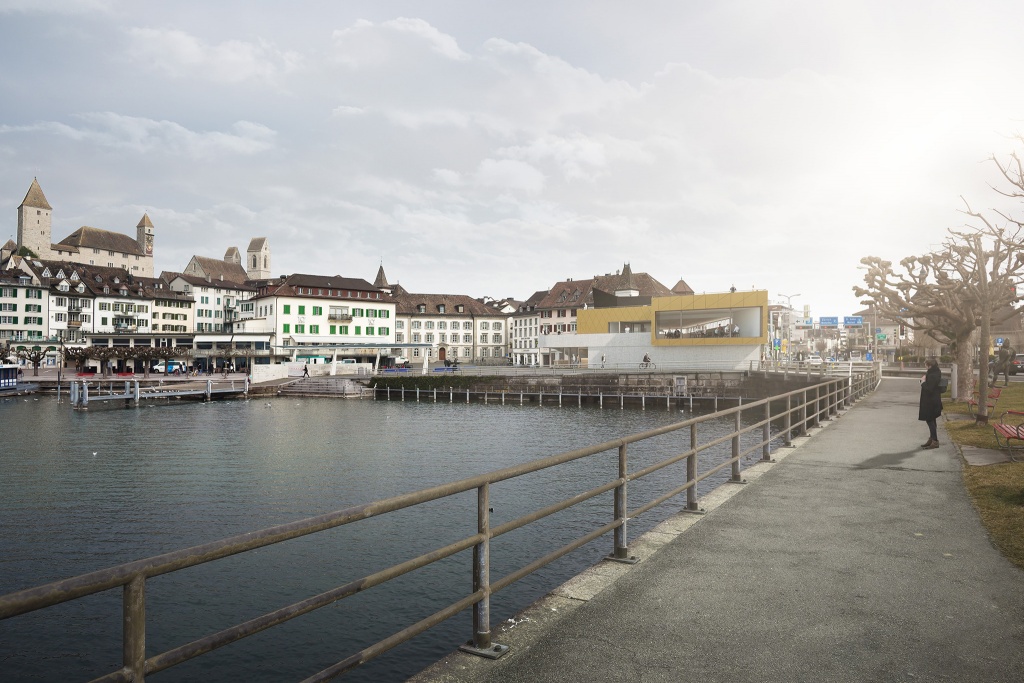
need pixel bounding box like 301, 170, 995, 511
778, 293, 801, 361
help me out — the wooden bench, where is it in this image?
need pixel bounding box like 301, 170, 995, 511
992, 410, 1024, 462
968, 386, 1002, 417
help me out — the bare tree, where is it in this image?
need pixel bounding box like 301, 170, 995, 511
855, 225, 1024, 422
15, 347, 48, 376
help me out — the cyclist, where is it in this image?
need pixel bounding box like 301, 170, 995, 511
642, 353, 651, 365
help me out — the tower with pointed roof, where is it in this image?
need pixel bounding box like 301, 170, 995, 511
17, 178, 53, 258
136, 213, 154, 259
246, 238, 271, 280
373, 264, 391, 294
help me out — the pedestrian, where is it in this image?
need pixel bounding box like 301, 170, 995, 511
919, 358, 943, 449
302, 364, 309, 378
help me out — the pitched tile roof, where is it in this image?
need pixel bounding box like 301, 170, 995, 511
57, 226, 145, 256
188, 255, 249, 284
20, 178, 52, 210
389, 285, 501, 316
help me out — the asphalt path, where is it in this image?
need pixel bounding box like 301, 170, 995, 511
414, 377, 1024, 683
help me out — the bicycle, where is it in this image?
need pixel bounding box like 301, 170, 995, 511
639, 361, 657, 370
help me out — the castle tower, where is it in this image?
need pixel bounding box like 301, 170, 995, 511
17, 178, 53, 258
136, 213, 154, 258
246, 237, 270, 280
224, 246, 241, 265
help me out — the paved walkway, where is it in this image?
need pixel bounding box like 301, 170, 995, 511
413, 377, 1024, 682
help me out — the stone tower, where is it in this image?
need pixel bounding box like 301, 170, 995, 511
136, 213, 154, 258
246, 237, 270, 280
17, 178, 53, 258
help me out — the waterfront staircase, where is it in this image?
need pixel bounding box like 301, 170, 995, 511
276, 376, 372, 398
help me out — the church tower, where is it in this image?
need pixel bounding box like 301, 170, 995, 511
136, 213, 154, 258
17, 178, 53, 258
246, 237, 271, 280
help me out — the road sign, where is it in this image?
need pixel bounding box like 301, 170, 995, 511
996, 337, 1004, 345
875, 327, 882, 334
843, 316, 863, 326
819, 316, 839, 327
877, 333, 887, 341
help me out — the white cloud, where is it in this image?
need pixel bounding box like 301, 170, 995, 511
126, 28, 302, 84
0, 114, 275, 157
475, 159, 546, 195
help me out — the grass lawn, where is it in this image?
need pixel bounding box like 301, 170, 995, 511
943, 381, 1024, 570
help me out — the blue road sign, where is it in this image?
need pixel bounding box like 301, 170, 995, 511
996, 337, 1004, 345
819, 317, 839, 327
843, 316, 863, 326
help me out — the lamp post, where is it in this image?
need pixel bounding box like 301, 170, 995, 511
778, 293, 800, 362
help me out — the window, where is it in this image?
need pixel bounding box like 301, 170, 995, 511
378, 327, 389, 335
426, 321, 435, 329
425, 333, 434, 343
439, 333, 446, 343
396, 333, 404, 342
438, 305, 445, 314
313, 306, 322, 315
330, 325, 336, 334
438, 321, 447, 330
310, 325, 319, 334
412, 333, 421, 343
412, 321, 422, 329
298, 305, 305, 315
481, 322, 489, 330
339, 326, 349, 334
493, 334, 502, 343
480, 334, 488, 343
295, 325, 305, 334
283, 305, 291, 314
463, 333, 472, 343
464, 322, 473, 330
493, 322, 502, 330
396, 321, 405, 329
353, 308, 364, 317
283, 324, 290, 333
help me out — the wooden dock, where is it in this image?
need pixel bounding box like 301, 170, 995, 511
69, 378, 249, 409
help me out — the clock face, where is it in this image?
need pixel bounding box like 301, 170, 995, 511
145, 234, 153, 254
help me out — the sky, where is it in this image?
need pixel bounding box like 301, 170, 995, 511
3, 1, 1024, 320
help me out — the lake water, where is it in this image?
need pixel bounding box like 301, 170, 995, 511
0, 393, 772, 682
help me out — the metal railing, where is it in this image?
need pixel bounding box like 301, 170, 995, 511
0, 372, 878, 682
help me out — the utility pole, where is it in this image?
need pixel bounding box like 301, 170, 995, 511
778, 293, 800, 362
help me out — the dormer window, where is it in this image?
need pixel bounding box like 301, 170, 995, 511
438, 305, 445, 314
56, 270, 66, 279
103, 286, 110, 294
112, 277, 120, 284
58, 282, 69, 292
456, 305, 465, 313
70, 272, 79, 281
417, 304, 426, 313
95, 275, 102, 283
76, 283, 85, 293
41, 268, 51, 278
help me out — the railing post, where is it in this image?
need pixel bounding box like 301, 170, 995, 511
687, 424, 699, 510
812, 386, 821, 427
784, 394, 793, 446
762, 400, 771, 462
800, 390, 809, 435
730, 410, 743, 483
123, 574, 146, 682
461, 483, 508, 659
608, 443, 636, 562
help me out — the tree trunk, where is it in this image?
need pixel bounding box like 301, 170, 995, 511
955, 337, 973, 403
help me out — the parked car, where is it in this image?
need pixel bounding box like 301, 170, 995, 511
807, 354, 823, 366
152, 360, 187, 374
1012, 354, 1024, 375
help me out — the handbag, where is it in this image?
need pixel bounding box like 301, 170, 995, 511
938, 377, 949, 392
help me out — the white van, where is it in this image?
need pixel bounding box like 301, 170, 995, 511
152, 360, 187, 373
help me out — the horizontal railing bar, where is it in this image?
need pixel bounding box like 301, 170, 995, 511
628, 448, 696, 481
492, 518, 620, 594
300, 589, 486, 683
86, 669, 130, 683
629, 478, 696, 519
145, 531, 487, 675
490, 479, 622, 539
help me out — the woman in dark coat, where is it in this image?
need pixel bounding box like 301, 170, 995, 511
919, 358, 943, 449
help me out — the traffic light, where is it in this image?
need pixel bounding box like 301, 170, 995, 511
898, 324, 906, 339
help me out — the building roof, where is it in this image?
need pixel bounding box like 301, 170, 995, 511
389, 284, 500, 316
136, 213, 154, 229
187, 255, 250, 284
247, 237, 268, 252
170, 272, 256, 292
374, 264, 389, 289
535, 265, 671, 310
255, 273, 380, 299
20, 178, 52, 210
672, 279, 695, 295
57, 226, 145, 256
